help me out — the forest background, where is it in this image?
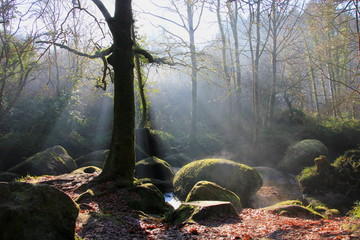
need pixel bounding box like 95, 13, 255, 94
0, 0, 359, 173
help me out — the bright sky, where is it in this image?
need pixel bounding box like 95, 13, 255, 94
101, 0, 219, 44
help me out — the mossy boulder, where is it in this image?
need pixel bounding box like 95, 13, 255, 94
74, 149, 109, 167
0, 182, 78, 240
185, 181, 242, 209
0, 172, 20, 182
297, 165, 338, 195
263, 200, 340, 219
126, 183, 173, 214
263, 200, 324, 219
165, 201, 239, 225
277, 139, 328, 173
173, 159, 263, 207
8, 145, 77, 176
135, 156, 174, 181
163, 153, 192, 168
297, 149, 360, 214
139, 178, 173, 193
79, 161, 104, 168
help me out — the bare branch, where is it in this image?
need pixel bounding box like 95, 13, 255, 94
91, 0, 111, 20
194, 0, 206, 31
134, 48, 175, 66
36, 41, 113, 58
143, 11, 187, 29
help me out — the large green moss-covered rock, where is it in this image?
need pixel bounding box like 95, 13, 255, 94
173, 159, 262, 207
8, 145, 77, 176
0, 182, 78, 240
297, 149, 360, 214
163, 153, 192, 168
126, 183, 173, 214
185, 181, 242, 209
135, 156, 174, 181
165, 201, 239, 225
74, 149, 109, 168
262, 200, 324, 219
277, 139, 328, 173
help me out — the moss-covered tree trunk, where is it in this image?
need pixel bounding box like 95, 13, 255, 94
97, 0, 135, 184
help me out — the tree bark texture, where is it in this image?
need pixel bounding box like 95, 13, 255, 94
98, 0, 135, 184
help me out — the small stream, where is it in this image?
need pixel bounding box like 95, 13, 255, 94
164, 192, 182, 209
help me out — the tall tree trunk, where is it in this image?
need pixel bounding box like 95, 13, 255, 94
305, 40, 320, 116
216, 0, 232, 128
250, 1, 261, 147
135, 55, 148, 129
267, 0, 278, 126
98, 0, 135, 185
227, 1, 241, 113
320, 69, 328, 107
133, 28, 148, 129
187, 3, 199, 145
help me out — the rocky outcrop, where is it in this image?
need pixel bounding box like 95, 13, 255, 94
0, 181, 78, 240
185, 181, 242, 209
163, 153, 192, 168
75, 149, 109, 168
277, 139, 328, 173
127, 183, 173, 214
165, 201, 239, 225
173, 159, 262, 207
135, 156, 174, 181
8, 145, 77, 176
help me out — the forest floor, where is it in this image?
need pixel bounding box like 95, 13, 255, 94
26, 171, 360, 240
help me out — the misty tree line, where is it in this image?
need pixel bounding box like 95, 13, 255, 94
142, 0, 359, 147
0, 0, 359, 169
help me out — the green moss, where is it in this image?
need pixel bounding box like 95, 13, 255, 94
296, 166, 317, 182
8, 146, 77, 176
278, 139, 328, 173
0, 182, 79, 240
126, 183, 173, 215
14, 174, 37, 182
263, 200, 325, 219
297, 148, 360, 211
135, 156, 174, 181
348, 201, 360, 219
173, 159, 262, 207
185, 181, 242, 209
164, 204, 197, 225
272, 200, 304, 207
297, 165, 338, 194
164, 153, 192, 167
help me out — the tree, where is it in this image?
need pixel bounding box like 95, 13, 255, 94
243, 0, 269, 146
91, 0, 135, 184
226, 0, 242, 114
38, 0, 136, 184
145, 0, 205, 146
0, 0, 39, 123
304, 0, 359, 118
264, 0, 302, 125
